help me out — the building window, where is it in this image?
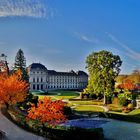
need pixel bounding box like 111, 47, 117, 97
41, 84, 43, 90
33, 84, 35, 90
37, 84, 39, 90
41, 77, 43, 82
33, 78, 35, 82
37, 77, 39, 82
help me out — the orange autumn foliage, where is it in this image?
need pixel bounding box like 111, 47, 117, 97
0, 70, 29, 105
117, 79, 135, 91
122, 79, 135, 90
27, 97, 67, 125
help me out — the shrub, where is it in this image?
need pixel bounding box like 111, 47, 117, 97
17, 94, 38, 110
63, 106, 72, 116
90, 94, 97, 99
118, 93, 128, 106
122, 107, 130, 113
127, 103, 133, 110
42, 127, 104, 140
27, 97, 67, 126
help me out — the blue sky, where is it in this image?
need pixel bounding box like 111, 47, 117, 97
0, 0, 140, 74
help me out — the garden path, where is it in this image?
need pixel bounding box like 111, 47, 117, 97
0, 111, 47, 140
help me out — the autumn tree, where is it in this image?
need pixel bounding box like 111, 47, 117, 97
86, 50, 122, 104
122, 79, 135, 91
14, 49, 29, 82
0, 70, 29, 107
27, 97, 67, 125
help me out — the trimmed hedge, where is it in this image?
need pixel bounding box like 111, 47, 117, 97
42, 127, 104, 140
99, 112, 140, 123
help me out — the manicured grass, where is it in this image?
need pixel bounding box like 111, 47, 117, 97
74, 105, 104, 112
31, 90, 46, 95
47, 90, 79, 100
55, 96, 77, 99
38, 95, 56, 100
70, 100, 103, 106
128, 109, 140, 117
33, 90, 79, 100
49, 90, 79, 96
107, 104, 122, 112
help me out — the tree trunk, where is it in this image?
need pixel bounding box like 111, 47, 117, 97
103, 94, 106, 105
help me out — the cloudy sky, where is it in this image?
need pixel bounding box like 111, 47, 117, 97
0, 0, 140, 74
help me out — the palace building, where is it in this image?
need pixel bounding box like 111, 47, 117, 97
28, 63, 88, 91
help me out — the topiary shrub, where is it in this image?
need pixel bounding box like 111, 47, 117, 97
127, 103, 133, 111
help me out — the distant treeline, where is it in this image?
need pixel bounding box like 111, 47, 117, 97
116, 70, 140, 84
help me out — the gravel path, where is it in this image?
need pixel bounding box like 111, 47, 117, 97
0, 111, 46, 140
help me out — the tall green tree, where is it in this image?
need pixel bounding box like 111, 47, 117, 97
14, 49, 29, 82
86, 50, 122, 104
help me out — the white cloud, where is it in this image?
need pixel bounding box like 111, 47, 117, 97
106, 32, 140, 61
74, 32, 99, 44
0, 0, 49, 18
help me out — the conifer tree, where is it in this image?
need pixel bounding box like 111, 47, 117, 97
14, 49, 29, 82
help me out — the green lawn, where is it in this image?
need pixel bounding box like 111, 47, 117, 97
107, 104, 122, 112
74, 105, 104, 112
47, 90, 79, 99
48, 90, 79, 96
32, 90, 79, 100
70, 100, 103, 105
128, 109, 140, 116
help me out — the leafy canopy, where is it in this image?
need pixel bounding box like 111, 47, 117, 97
0, 70, 29, 105
86, 50, 122, 97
